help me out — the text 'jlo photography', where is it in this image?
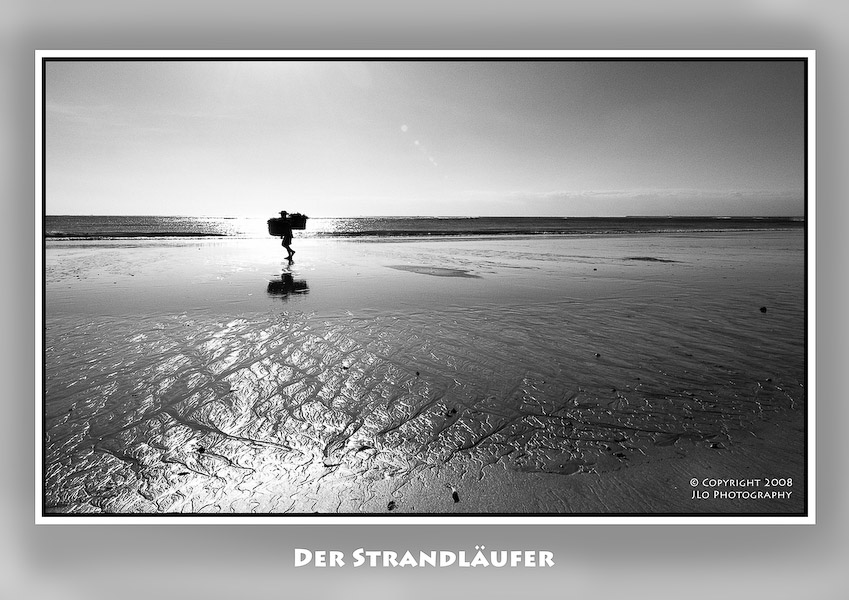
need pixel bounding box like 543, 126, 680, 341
689, 477, 794, 500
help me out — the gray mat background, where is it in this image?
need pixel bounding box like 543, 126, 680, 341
5, 2, 844, 598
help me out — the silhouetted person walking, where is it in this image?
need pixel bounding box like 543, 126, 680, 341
279, 211, 295, 260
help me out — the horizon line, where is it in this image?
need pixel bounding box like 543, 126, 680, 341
44, 214, 807, 219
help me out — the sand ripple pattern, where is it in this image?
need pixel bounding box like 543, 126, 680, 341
44, 296, 805, 514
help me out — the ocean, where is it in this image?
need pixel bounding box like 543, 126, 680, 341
44, 215, 804, 240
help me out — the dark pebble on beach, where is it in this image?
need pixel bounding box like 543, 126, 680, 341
760, 306, 767, 313
595, 353, 601, 358
416, 371, 420, 377
197, 446, 205, 454
452, 491, 460, 503
387, 501, 396, 511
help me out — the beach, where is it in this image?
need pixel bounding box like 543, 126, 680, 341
42, 230, 807, 515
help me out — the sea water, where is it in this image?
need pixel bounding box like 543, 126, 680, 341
44, 215, 804, 240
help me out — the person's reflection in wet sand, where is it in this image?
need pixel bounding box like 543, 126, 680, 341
267, 273, 309, 299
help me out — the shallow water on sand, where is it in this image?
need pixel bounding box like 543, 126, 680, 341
42, 232, 807, 514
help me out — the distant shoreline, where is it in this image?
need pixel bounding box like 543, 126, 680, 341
45, 232, 228, 239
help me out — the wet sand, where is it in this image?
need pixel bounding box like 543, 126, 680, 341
42, 231, 807, 515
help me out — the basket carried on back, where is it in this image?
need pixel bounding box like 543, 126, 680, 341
268, 212, 308, 235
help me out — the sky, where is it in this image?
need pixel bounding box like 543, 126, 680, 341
44, 58, 807, 217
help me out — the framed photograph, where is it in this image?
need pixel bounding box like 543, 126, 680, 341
37, 50, 814, 524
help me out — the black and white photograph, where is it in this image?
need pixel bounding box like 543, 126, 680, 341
38, 53, 812, 519
7, 1, 849, 599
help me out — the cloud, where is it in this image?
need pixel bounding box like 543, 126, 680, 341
527, 188, 802, 202
461, 188, 804, 217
